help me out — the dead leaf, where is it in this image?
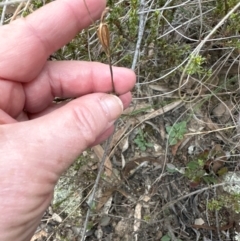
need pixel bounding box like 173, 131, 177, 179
171, 143, 180, 156
149, 84, 173, 93
122, 157, 159, 178
96, 188, 115, 211
134, 203, 142, 233
137, 100, 183, 123
92, 145, 112, 177
110, 121, 133, 150
212, 100, 234, 123
171, 132, 192, 156
148, 42, 154, 58
204, 145, 227, 174
30, 230, 47, 241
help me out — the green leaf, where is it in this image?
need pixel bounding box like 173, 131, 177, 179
166, 121, 187, 145
166, 167, 177, 173
217, 167, 228, 176
169, 138, 177, 146
187, 160, 199, 170
139, 145, 146, 151
145, 143, 154, 147
134, 139, 142, 145
178, 134, 183, 140
161, 235, 171, 241
166, 126, 173, 134
202, 175, 217, 184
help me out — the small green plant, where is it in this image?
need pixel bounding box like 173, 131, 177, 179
161, 234, 183, 241
128, 0, 139, 38
186, 54, 210, 76
87, 221, 94, 231
208, 193, 240, 213
143, 215, 151, 222
161, 235, 171, 241
134, 129, 153, 151
207, 199, 224, 211
185, 158, 217, 185
166, 121, 187, 145
32, 0, 44, 8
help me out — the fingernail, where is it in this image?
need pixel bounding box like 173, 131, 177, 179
100, 95, 123, 121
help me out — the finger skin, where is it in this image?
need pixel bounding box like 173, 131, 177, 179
0, 109, 18, 124
27, 92, 133, 146
90, 125, 115, 146
0, 0, 106, 82
24, 61, 136, 113
0, 61, 136, 118
28, 92, 132, 119
0, 80, 25, 117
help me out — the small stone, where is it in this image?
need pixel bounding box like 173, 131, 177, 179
52, 213, 62, 223
194, 218, 204, 225
94, 226, 103, 240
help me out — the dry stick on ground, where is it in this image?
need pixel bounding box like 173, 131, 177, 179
0, 0, 9, 25
0, 0, 26, 7
131, 0, 147, 71
10, 2, 24, 22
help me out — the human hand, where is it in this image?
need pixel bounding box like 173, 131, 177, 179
0, 0, 135, 240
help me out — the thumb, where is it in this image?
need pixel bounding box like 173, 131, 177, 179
1, 93, 123, 177
0, 93, 123, 241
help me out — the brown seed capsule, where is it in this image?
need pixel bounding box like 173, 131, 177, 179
97, 7, 115, 93
97, 22, 110, 56
97, 8, 110, 56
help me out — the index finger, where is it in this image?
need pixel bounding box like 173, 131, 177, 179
0, 0, 106, 82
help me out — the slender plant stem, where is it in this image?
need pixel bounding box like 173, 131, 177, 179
80, 128, 115, 241
108, 54, 115, 94
80, 2, 117, 240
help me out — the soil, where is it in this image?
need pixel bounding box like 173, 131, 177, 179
32, 99, 240, 241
